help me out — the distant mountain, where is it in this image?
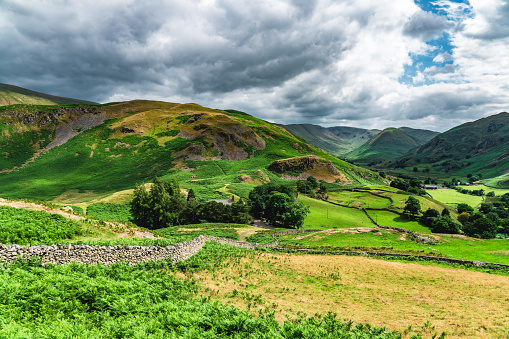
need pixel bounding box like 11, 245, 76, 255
345, 127, 435, 164
398, 127, 440, 144
281, 124, 380, 157
0, 83, 97, 106
390, 112, 509, 180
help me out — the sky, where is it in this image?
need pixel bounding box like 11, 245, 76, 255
0, 0, 508, 132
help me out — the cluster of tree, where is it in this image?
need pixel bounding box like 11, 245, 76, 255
130, 177, 251, 230
418, 197, 509, 238
390, 177, 426, 196
295, 176, 328, 197
454, 186, 486, 196
249, 182, 309, 228
421, 207, 461, 234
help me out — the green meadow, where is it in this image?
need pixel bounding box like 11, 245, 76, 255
278, 229, 509, 265
428, 188, 483, 209
298, 195, 373, 229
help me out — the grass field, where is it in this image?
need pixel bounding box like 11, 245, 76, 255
366, 210, 431, 233
299, 195, 373, 229
328, 190, 390, 209
428, 188, 483, 209
278, 229, 509, 265
194, 250, 509, 338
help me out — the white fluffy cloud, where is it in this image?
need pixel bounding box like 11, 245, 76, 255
0, 0, 507, 131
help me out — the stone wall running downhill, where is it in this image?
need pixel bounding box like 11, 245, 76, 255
1, 230, 509, 270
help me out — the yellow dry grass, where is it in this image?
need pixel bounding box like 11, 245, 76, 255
192, 253, 509, 338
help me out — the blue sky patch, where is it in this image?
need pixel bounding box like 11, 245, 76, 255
399, 0, 473, 86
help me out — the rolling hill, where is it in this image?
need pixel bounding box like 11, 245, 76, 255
280, 124, 380, 157
0, 99, 382, 201
390, 112, 509, 181
345, 127, 438, 164
0, 83, 97, 106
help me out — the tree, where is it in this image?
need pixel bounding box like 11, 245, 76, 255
130, 177, 186, 230
318, 183, 328, 194
409, 178, 421, 188
306, 176, 318, 189
249, 183, 295, 218
463, 216, 497, 239
130, 184, 151, 229
456, 203, 474, 215
457, 212, 470, 224
422, 208, 440, 227
187, 188, 196, 201
296, 180, 308, 193
403, 196, 421, 218
479, 203, 492, 214
264, 191, 309, 228
441, 208, 451, 217
486, 191, 495, 197
430, 216, 461, 234
390, 178, 409, 191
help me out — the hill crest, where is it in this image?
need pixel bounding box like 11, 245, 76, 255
0, 83, 97, 106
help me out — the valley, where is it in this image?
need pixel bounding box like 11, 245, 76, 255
0, 86, 508, 338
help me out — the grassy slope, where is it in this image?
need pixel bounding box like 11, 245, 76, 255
391, 112, 509, 179
346, 128, 423, 163
0, 83, 97, 106
482, 172, 509, 188
0, 100, 380, 201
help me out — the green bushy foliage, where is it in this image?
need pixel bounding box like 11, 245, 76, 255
86, 203, 131, 222
245, 233, 275, 245
0, 206, 82, 244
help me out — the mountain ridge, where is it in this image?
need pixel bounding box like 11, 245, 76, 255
390, 112, 509, 179
0, 83, 97, 106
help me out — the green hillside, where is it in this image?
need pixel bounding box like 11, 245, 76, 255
398, 127, 439, 144
0, 83, 97, 106
281, 124, 380, 157
345, 127, 424, 164
0, 100, 381, 201
391, 112, 509, 181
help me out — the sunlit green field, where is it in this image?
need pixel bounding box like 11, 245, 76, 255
299, 195, 373, 229
327, 190, 389, 209
427, 188, 483, 208
365, 210, 431, 233
278, 229, 509, 265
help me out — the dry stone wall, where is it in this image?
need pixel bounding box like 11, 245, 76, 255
0, 233, 290, 266
2, 229, 507, 270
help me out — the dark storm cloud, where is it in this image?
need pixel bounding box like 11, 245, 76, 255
0, 0, 343, 102
0, 0, 507, 132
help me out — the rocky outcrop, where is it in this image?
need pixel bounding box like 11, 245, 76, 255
269, 155, 322, 173
46, 112, 107, 149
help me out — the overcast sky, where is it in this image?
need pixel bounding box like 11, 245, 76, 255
1, 0, 508, 131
